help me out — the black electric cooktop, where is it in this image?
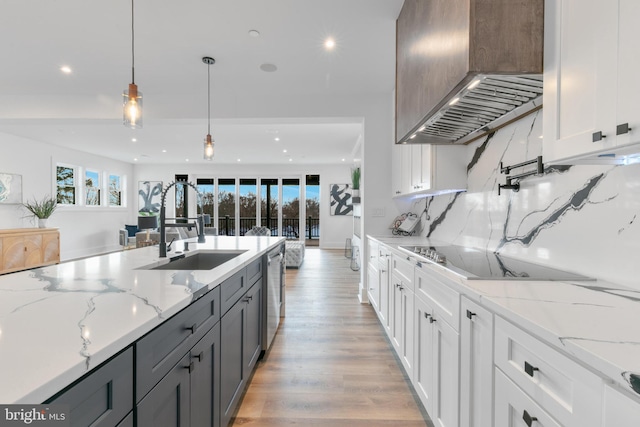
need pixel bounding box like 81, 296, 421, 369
398, 245, 594, 281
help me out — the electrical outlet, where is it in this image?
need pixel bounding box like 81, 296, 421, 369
372, 208, 385, 217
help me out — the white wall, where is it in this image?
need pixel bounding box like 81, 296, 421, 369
132, 162, 354, 249
0, 132, 135, 260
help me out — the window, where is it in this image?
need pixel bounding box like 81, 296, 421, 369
108, 174, 123, 207
282, 179, 300, 239
175, 174, 188, 220
218, 179, 236, 235
239, 179, 257, 235
85, 170, 101, 206
260, 179, 279, 236
56, 165, 76, 205
196, 178, 214, 227
306, 175, 320, 240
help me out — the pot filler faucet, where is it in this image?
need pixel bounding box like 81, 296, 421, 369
159, 181, 206, 257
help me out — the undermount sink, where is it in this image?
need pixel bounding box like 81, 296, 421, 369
143, 250, 248, 271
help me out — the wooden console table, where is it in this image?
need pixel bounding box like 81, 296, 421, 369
0, 228, 60, 275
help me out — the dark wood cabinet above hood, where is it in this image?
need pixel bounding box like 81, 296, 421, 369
395, 0, 544, 145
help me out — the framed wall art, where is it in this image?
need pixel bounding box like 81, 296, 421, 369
329, 183, 353, 216
138, 181, 163, 216
0, 173, 22, 204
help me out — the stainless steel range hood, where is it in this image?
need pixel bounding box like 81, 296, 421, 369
401, 74, 543, 146
395, 0, 544, 146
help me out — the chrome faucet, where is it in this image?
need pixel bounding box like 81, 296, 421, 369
159, 181, 206, 257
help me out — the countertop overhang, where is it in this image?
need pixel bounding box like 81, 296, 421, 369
0, 236, 285, 404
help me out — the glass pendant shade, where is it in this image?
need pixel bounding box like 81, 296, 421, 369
123, 83, 143, 129
204, 134, 214, 160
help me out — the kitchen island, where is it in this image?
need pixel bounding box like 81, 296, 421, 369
0, 235, 285, 410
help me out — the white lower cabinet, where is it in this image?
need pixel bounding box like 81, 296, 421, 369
603, 384, 640, 427
495, 316, 603, 427
460, 297, 494, 427
414, 293, 460, 427
495, 369, 561, 427
391, 277, 414, 377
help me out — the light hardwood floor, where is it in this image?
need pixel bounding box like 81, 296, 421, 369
231, 248, 432, 427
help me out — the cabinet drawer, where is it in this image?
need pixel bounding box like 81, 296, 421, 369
221, 268, 247, 315
414, 264, 459, 331
246, 256, 263, 286
136, 286, 220, 402
49, 347, 133, 427
391, 251, 414, 290
495, 316, 602, 427
495, 369, 561, 427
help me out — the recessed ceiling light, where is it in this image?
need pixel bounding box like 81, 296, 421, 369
133, 158, 138, 162
248, 29, 260, 37
324, 38, 336, 50
274, 137, 280, 141
162, 149, 167, 153
60, 66, 72, 74
132, 138, 137, 142
185, 159, 189, 162
288, 158, 293, 162
260, 63, 278, 72
283, 149, 287, 153
341, 158, 346, 162
237, 158, 241, 162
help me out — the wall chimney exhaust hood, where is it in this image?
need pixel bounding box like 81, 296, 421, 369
395, 0, 544, 146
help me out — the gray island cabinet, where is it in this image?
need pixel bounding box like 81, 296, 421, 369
46, 255, 265, 427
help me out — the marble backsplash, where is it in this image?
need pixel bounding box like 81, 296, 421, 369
405, 110, 640, 290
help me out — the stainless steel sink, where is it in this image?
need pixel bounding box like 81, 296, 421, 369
144, 250, 248, 270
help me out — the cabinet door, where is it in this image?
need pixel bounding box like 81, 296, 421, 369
220, 297, 246, 427
244, 282, 263, 372
399, 287, 414, 379
391, 144, 404, 197
367, 263, 379, 312
432, 315, 460, 427
137, 353, 191, 427
42, 231, 60, 264
543, 0, 617, 162
379, 259, 391, 335
24, 234, 43, 268
460, 297, 494, 427
49, 347, 133, 427
615, 0, 640, 148
603, 385, 640, 427
413, 296, 435, 415
390, 277, 403, 352
3, 236, 26, 271
494, 369, 561, 427
191, 323, 221, 427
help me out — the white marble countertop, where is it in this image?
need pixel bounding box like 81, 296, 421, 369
368, 235, 640, 398
0, 236, 285, 404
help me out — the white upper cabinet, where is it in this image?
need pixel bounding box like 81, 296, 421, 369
392, 145, 466, 198
544, 0, 640, 165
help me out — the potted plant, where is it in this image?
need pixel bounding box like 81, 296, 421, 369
351, 166, 361, 198
23, 196, 57, 228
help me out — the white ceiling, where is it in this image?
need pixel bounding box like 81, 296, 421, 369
0, 0, 404, 165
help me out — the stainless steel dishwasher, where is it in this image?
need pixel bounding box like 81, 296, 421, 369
263, 244, 284, 352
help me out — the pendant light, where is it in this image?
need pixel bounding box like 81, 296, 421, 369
123, 0, 142, 128
202, 56, 215, 160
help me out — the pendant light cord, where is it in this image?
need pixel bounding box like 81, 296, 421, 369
131, 0, 135, 84
207, 63, 211, 135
